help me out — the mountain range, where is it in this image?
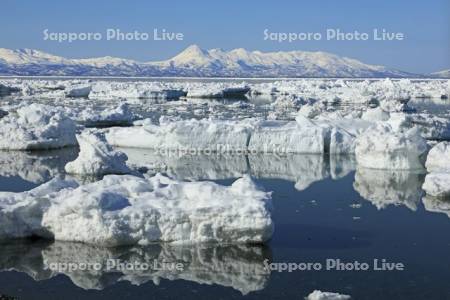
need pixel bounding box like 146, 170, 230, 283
0, 45, 445, 78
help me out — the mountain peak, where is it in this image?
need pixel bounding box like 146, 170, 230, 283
169, 44, 211, 66
179, 44, 208, 56
229, 48, 250, 55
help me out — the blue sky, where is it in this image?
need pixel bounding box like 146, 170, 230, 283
1, 0, 448, 73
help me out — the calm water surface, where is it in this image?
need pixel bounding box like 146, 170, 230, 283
1, 87, 450, 299
0, 149, 449, 300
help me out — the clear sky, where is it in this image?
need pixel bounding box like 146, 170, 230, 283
1, 0, 449, 73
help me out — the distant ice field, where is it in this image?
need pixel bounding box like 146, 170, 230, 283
0, 77, 449, 299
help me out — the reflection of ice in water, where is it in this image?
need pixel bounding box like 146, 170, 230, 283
409, 97, 450, 116
329, 155, 357, 180
120, 148, 357, 191
121, 148, 249, 180
353, 167, 425, 211
0, 148, 78, 184
248, 154, 329, 191
423, 196, 450, 218
0, 241, 271, 295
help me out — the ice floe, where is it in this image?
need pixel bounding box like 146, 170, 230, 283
106, 116, 348, 154
422, 142, 450, 198
105, 118, 254, 152
0, 103, 77, 150
0, 174, 273, 246
410, 114, 450, 140
0, 108, 8, 119
306, 290, 351, 300
297, 101, 325, 119
361, 107, 390, 122
88, 81, 186, 100
425, 142, 450, 173
0, 83, 19, 96
354, 120, 428, 170
248, 119, 326, 154
422, 173, 450, 198
65, 130, 131, 176
329, 127, 357, 154
186, 84, 249, 99
77, 103, 135, 127
65, 83, 92, 98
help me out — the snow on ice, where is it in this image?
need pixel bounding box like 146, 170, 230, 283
425, 142, 450, 173
65, 84, 92, 98
423, 173, 450, 198
65, 130, 132, 176
423, 142, 450, 198
354, 116, 428, 170
0, 103, 77, 150
77, 103, 136, 127
306, 290, 351, 300
0, 174, 273, 246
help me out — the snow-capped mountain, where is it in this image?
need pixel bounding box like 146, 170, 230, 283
0, 45, 418, 77
431, 69, 450, 78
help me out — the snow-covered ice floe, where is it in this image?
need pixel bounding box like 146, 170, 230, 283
65, 84, 92, 98
422, 142, 450, 198
77, 103, 136, 127
185, 83, 250, 99
106, 118, 254, 152
422, 173, 450, 198
88, 81, 186, 100
361, 107, 390, 122
410, 114, 450, 140
105, 116, 362, 154
65, 130, 131, 176
0, 109, 8, 119
306, 290, 351, 300
0, 174, 273, 246
354, 117, 428, 170
248, 117, 326, 154
0, 241, 270, 294
425, 142, 450, 173
0, 103, 77, 150
105, 111, 436, 160
313, 115, 372, 154
0, 83, 19, 96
